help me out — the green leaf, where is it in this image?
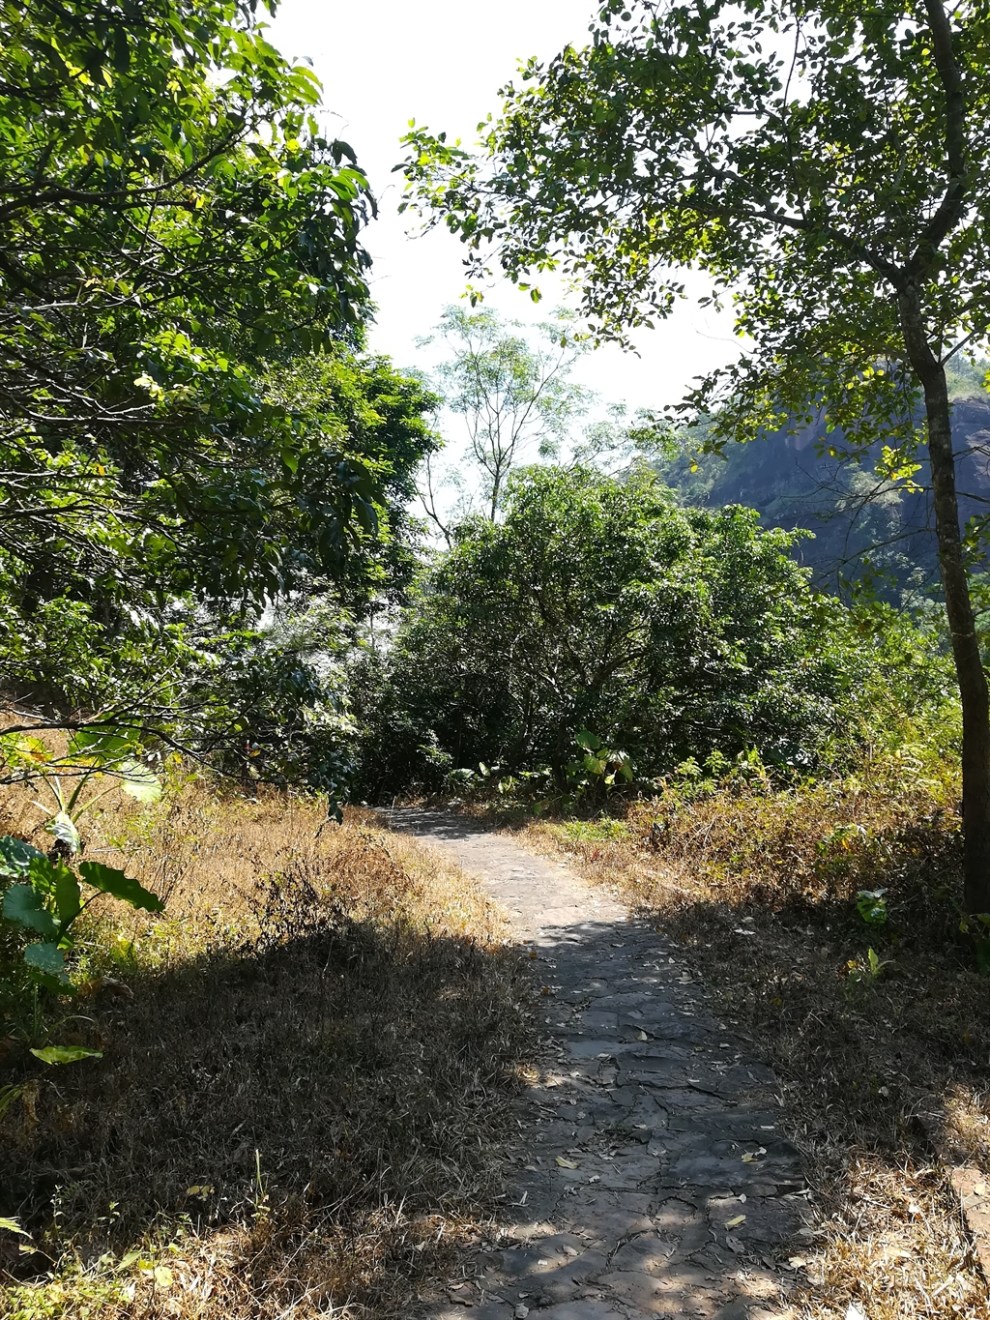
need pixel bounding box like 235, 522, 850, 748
575, 729, 601, 751
0, 836, 46, 878
2, 884, 57, 938
24, 942, 67, 977
78, 861, 164, 912
47, 811, 81, 854
54, 869, 82, 925
117, 759, 162, 804
29, 1044, 103, 1065
0, 1217, 29, 1237
67, 729, 135, 760
0, 733, 51, 768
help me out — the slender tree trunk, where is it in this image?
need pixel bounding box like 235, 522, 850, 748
899, 287, 990, 912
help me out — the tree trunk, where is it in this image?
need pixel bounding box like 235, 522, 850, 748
899, 286, 990, 912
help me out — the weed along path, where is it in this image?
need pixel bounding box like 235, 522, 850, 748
381, 808, 808, 1320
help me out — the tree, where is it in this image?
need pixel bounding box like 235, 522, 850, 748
416, 306, 590, 537
0, 0, 442, 780
402, 1, 990, 910
355, 466, 866, 796
0, 0, 378, 615
0, 345, 438, 770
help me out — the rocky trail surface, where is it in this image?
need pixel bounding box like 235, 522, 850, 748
382, 808, 808, 1320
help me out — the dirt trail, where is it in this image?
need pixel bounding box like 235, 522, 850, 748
383, 808, 806, 1320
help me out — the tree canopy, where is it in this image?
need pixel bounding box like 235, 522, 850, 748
355, 466, 870, 797
0, 0, 440, 777
1, 0, 387, 614
402, 0, 990, 908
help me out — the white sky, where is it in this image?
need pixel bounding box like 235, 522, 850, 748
267, 0, 740, 414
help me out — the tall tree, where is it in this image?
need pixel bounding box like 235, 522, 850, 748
403, 0, 990, 910
0, 0, 441, 770
355, 466, 867, 797
0, 0, 377, 613
417, 306, 589, 536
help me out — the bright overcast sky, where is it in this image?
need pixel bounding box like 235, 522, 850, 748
267, 0, 740, 414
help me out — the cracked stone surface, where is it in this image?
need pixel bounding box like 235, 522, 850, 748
382, 808, 806, 1320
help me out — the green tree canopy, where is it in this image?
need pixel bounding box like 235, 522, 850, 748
0, 0, 441, 783
1, 0, 383, 612
356, 466, 867, 796
417, 305, 590, 532
402, 0, 990, 908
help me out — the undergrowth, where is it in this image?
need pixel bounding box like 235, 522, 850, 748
0, 777, 532, 1319
520, 751, 989, 1319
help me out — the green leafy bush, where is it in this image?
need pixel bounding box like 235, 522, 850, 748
0, 729, 164, 1048
354, 466, 889, 796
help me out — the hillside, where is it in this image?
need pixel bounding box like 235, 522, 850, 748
655, 393, 990, 603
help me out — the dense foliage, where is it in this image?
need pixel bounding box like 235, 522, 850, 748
355, 467, 884, 797
0, 0, 438, 777
403, 0, 990, 909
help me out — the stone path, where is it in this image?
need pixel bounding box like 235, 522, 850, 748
382, 808, 807, 1320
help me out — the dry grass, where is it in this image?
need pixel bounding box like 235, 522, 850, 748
0, 774, 533, 1319
517, 777, 990, 1319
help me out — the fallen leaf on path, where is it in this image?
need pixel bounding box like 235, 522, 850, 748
741, 1146, 767, 1163
725, 1214, 746, 1229
555, 1156, 578, 1169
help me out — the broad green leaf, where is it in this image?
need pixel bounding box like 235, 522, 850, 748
78, 861, 164, 912
117, 758, 162, 804
67, 729, 135, 760
575, 729, 600, 751
54, 869, 82, 925
47, 811, 81, 854
24, 942, 66, 977
0, 734, 51, 767
2, 884, 57, 938
0, 1217, 29, 1237
0, 836, 46, 878
29, 1044, 102, 1065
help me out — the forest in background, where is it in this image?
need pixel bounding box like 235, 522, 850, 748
3, 2, 990, 1318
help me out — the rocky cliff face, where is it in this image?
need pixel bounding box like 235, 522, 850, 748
658, 395, 990, 603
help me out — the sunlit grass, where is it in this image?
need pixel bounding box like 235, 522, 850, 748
1, 777, 532, 1319
518, 765, 988, 1320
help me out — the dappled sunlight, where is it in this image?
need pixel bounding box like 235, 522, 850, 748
0, 800, 530, 1319
386, 808, 808, 1320
515, 789, 990, 1320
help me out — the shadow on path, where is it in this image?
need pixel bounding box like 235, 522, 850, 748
382, 807, 808, 1320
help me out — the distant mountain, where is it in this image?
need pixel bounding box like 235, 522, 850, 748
653, 390, 990, 606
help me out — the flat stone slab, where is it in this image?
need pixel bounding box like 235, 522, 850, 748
382, 808, 806, 1320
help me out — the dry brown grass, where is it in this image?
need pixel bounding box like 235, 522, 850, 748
517, 778, 990, 1319
0, 775, 533, 1319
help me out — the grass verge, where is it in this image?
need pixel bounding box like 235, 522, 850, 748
519, 773, 989, 1320
0, 779, 532, 1319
